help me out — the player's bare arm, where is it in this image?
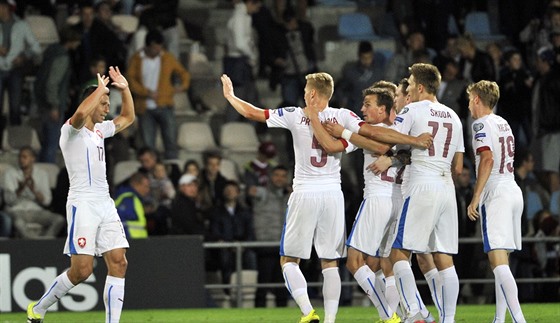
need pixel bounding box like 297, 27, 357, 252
221, 74, 267, 123
467, 150, 491, 220
325, 121, 391, 154
358, 123, 433, 149
71, 73, 109, 129
110, 66, 135, 134
305, 106, 346, 154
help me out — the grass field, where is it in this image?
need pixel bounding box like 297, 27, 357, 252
2, 303, 559, 322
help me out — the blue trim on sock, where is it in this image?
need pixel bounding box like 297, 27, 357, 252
398, 277, 411, 312
283, 272, 292, 294
432, 277, 442, 316
108, 285, 114, 322
500, 284, 517, 323
368, 277, 389, 318
441, 284, 446, 322
36, 281, 58, 308
415, 292, 423, 310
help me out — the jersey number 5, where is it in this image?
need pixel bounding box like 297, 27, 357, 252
311, 136, 327, 167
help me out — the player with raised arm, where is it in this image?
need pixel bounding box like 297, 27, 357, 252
27, 67, 135, 323
222, 72, 429, 323
466, 81, 526, 323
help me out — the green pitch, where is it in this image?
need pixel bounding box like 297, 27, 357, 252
3, 304, 559, 322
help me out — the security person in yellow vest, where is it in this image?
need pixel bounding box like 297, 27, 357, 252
115, 172, 150, 238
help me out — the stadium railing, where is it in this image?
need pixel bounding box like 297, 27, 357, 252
204, 237, 560, 308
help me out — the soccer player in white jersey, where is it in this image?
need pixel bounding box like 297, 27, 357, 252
465, 81, 526, 323
388, 63, 464, 323
221, 72, 429, 323
27, 67, 135, 323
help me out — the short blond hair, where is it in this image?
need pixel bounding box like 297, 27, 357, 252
306, 72, 334, 99
466, 80, 500, 108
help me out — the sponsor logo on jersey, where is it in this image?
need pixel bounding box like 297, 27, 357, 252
284, 107, 295, 112
399, 107, 409, 114
394, 116, 404, 123
473, 122, 484, 132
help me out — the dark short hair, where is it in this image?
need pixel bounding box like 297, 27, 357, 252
358, 41, 373, 55
145, 29, 164, 46
80, 85, 98, 102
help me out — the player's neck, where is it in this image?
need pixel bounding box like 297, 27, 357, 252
418, 93, 437, 102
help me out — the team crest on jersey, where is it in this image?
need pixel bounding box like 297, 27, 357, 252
78, 237, 87, 248
96, 129, 104, 138
399, 107, 409, 115
473, 122, 484, 132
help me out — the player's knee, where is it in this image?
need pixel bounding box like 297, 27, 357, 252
110, 256, 128, 276
68, 264, 94, 284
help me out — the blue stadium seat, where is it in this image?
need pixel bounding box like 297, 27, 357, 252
526, 190, 544, 221
464, 11, 505, 41
550, 191, 560, 215
338, 13, 379, 41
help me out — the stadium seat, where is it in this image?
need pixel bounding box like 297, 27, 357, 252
526, 190, 544, 221
25, 15, 59, 49
177, 122, 218, 164
1, 125, 41, 152
464, 11, 506, 41
220, 158, 239, 182
229, 269, 258, 308
35, 162, 60, 189
219, 122, 259, 167
550, 191, 560, 215
111, 14, 139, 34
112, 160, 141, 187
338, 13, 379, 41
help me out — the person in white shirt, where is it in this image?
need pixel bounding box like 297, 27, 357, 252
466, 80, 527, 323
27, 66, 135, 323
223, 0, 262, 122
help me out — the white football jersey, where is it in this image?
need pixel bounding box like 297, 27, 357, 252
471, 114, 516, 185
393, 100, 464, 182
60, 120, 115, 200
363, 123, 405, 197
266, 106, 362, 188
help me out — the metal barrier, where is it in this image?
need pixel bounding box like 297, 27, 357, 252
204, 237, 560, 308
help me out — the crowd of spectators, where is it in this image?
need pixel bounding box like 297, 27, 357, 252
0, 0, 558, 306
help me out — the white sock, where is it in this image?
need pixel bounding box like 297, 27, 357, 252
493, 265, 526, 323
393, 260, 420, 317
34, 271, 75, 316
375, 269, 387, 295
282, 262, 313, 315
415, 287, 430, 318
494, 279, 506, 323
424, 267, 442, 317
322, 267, 341, 323
354, 265, 392, 319
385, 275, 400, 317
439, 266, 459, 323
104, 276, 125, 323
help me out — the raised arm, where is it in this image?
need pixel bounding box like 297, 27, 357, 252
71, 73, 110, 130
325, 121, 391, 154
358, 123, 433, 149
306, 110, 347, 154
109, 66, 135, 134
221, 74, 267, 123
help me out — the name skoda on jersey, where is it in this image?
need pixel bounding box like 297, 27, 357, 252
0, 254, 99, 312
